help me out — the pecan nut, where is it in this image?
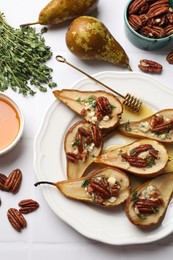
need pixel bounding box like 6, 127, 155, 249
129, 0, 147, 14
121, 153, 148, 167
165, 24, 173, 35
130, 144, 152, 157
151, 120, 173, 133
166, 51, 173, 64
0, 173, 7, 190
138, 59, 162, 73
128, 0, 173, 39
128, 14, 142, 30
7, 208, 27, 232
91, 124, 102, 147
18, 199, 39, 214
135, 198, 162, 214
140, 25, 166, 38
4, 169, 22, 194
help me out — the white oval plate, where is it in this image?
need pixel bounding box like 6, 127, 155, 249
34, 71, 173, 245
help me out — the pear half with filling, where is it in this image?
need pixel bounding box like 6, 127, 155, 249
65, 120, 103, 179
125, 172, 173, 227
94, 139, 169, 178
53, 89, 123, 131
35, 167, 130, 207
118, 109, 173, 143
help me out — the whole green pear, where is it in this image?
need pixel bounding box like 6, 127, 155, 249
20, 0, 99, 26
66, 16, 131, 70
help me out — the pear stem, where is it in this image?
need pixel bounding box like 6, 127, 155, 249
20, 21, 39, 27
34, 181, 56, 187
128, 64, 133, 71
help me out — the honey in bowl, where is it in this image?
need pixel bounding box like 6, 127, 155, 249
0, 94, 24, 154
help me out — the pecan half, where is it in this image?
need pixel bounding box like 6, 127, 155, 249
150, 115, 164, 128
121, 153, 148, 167
138, 59, 163, 73
128, 14, 142, 30
7, 208, 27, 232
130, 144, 152, 157
151, 120, 173, 133
91, 124, 102, 147
165, 24, 173, 35
166, 51, 173, 64
146, 1, 169, 18
135, 198, 162, 214
0, 173, 7, 190
129, 0, 147, 14
140, 25, 166, 38
4, 169, 22, 194
18, 199, 39, 214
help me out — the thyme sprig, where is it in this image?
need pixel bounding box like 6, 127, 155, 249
0, 13, 57, 96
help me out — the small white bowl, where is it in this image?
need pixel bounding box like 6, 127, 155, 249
0, 93, 24, 155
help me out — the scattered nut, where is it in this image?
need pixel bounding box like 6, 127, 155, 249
7, 208, 27, 232
4, 169, 22, 194
0, 173, 7, 190
138, 59, 163, 73
18, 199, 39, 214
166, 51, 173, 64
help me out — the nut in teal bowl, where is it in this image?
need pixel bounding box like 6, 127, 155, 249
124, 0, 173, 51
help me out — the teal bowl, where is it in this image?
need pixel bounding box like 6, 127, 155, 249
124, 0, 173, 50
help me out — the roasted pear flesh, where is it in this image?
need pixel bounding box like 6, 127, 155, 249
53, 89, 123, 130
118, 109, 173, 143
64, 120, 103, 179
35, 167, 130, 207
94, 139, 169, 178
125, 172, 173, 227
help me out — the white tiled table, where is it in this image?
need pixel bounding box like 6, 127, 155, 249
0, 1, 173, 259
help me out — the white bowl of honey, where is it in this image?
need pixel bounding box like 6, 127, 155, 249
0, 93, 24, 155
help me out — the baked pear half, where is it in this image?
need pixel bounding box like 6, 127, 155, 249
64, 120, 103, 179
118, 109, 173, 143
35, 167, 130, 207
53, 89, 123, 130
94, 139, 169, 178
125, 172, 173, 227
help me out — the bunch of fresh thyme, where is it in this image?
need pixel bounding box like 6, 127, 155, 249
0, 12, 57, 96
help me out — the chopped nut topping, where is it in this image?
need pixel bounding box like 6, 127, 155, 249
132, 185, 163, 218
82, 176, 121, 205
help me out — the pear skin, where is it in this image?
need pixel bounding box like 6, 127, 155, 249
66, 16, 131, 70
20, 0, 99, 26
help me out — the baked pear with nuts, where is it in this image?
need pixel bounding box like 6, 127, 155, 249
34, 167, 130, 207
125, 172, 173, 227
64, 120, 103, 179
118, 109, 173, 143
53, 89, 123, 130
94, 139, 169, 178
